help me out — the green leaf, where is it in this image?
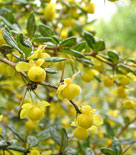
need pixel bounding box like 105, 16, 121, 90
105, 121, 115, 137
7, 145, 27, 153
108, 50, 119, 63
84, 32, 95, 49
112, 138, 122, 155
45, 68, 58, 74
85, 148, 95, 155
17, 33, 33, 59
2, 30, 23, 54
60, 128, 68, 152
77, 58, 93, 66
27, 12, 36, 39
120, 138, 136, 145
118, 64, 136, 75
60, 49, 84, 58
94, 40, 105, 51
8, 125, 25, 142
27, 136, 39, 148
39, 25, 54, 37
37, 129, 51, 141
33, 37, 55, 43
72, 42, 86, 52
0, 140, 8, 149
50, 127, 61, 146
45, 57, 66, 62
101, 147, 116, 155
60, 37, 77, 47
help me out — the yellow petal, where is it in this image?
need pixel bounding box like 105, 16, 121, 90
40, 101, 50, 107
57, 84, 66, 100
16, 62, 30, 72
36, 58, 45, 67
29, 59, 35, 66
93, 114, 103, 127
22, 103, 32, 109
0, 115, 3, 122
20, 109, 28, 119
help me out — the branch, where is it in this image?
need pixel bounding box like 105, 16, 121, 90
40, 82, 58, 89
69, 100, 81, 114
0, 57, 16, 68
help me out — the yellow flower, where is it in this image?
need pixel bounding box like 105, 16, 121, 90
93, 114, 103, 127
44, 3, 56, 21
83, 3, 95, 14
104, 77, 114, 87
73, 127, 88, 140
88, 125, 98, 135
57, 73, 81, 100
81, 105, 93, 114
82, 69, 98, 82
77, 113, 93, 129
120, 75, 131, 86
117, 87, 127, 99
41, 150, 52, 155
16, 59, 46, 82
122, 99, 135, 109
20, 101, 50, 121
28, 150, 40, 155
25, 120, 37, 131
29, 45, 50, 68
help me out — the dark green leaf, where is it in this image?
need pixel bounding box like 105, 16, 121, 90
27, 12, 36, 39
105, 121, 115, 137
118, 64, 136, 75
17, 33, 33, 59
72, 42, 86, 52
7, 145, 27, 153
101, 147, 115, 155
45, 57, 66, 62
60, 128, 68, 152
94, 40, 105, 51
27, 136, 39, 148
8, 125, 25, 142
33, 37, 55, 43
45, 68, 58, 74
50, 127, 61, 145
85, 148, 95, 155
2, 30, 23, 54
60, 37, 77, 47
39, 25, 54, 37
37, 129, 51, 141
108, 50, 119, 63
84, 32, 95, 49
112, 138, 122, 155
60, 49, 84, 58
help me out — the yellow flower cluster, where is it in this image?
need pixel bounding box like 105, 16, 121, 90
73, 105, 103, 140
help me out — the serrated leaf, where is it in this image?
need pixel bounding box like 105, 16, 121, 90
112, 138, 122, 155
2, 30, 23, 54
94, 40, 105, 51
17, 33, 33, 59
50, 127, 61, 145
45, 68, 58, 74
60, 49, 84, 58
85, 148, 95, 155
39, 25, 54, 37
45, 57, 66, 62
60, 128, 68, 152
108, 50, 119, 63
27, 12, 36, 39
27, 136, 39, 148
84, 32, 95, 49
101, 147, 115, 155
60, 37, 77, 47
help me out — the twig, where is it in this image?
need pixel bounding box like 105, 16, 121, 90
18, 87, 28, 115
59, 61, 65, 83
40, 82, 58, 89
122, 142, 136, 155
0, 57, 16, 68
69, 100, 81, 114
